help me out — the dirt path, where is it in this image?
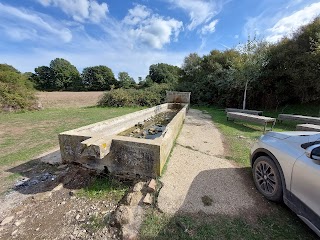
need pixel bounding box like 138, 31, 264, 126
158, 109, 270, 217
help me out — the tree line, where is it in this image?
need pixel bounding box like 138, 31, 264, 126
177, 17, 320, 109
30, 58, 132, 91
2, 17, 320, 111
56, 16, 320, 109
29, 58, 180, 92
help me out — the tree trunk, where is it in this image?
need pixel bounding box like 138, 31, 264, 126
242, 80, 249, 110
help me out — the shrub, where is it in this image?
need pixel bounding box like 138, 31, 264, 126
98, 83, 171, 107
0, 66, 37, 111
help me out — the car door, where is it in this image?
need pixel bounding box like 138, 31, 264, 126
291, 144, 320, 219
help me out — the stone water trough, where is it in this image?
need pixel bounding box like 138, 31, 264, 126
58, 91, 191, 179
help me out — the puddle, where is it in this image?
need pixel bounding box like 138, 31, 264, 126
118, 109, 179, 140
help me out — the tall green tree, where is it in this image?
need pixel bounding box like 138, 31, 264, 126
233, 38, 269, 109
118, 72, 136, 89
149, 63, 180, 86
49, 58, 82, 90
82, 65, 116, 91
181, 53, 202, 77
32, 66, 54, 90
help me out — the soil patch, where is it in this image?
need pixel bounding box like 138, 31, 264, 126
37, 92, 104, 108
0, 162, 121, 240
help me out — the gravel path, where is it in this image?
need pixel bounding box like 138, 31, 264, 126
158, 109, 269, 216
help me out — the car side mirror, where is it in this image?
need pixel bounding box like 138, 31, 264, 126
306, 144, 320, 161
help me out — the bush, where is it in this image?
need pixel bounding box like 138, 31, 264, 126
98, 84, 171, 107
0, 66, 37, 111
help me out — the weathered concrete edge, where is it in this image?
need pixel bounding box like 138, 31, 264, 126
158, 105, 187, 175
101, 104, 188, 177
58, 104, 170, 163
60, 103, 169, 136
58, 103, 188, 178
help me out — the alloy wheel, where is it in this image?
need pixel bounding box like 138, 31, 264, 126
255, 160, 277, 195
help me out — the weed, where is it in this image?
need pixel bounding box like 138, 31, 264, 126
78, 176, 128, 201
83, 215, 106, 232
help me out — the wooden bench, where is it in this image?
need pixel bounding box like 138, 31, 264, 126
225, 108, 263, 116
278, 114, 320, 125
227, 112, 276, 132
296, 124, 320, 132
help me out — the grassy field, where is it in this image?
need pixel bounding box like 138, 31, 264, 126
139, 105, 319, 239
0, 98, 142, 239
0, 106, 143, 167
1, 100, 319, 239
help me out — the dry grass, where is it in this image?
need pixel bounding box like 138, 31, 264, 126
37, 91, 104, 108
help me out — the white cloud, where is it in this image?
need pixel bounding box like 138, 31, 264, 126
38, 0, 51, 7
123, 5, 183, 49
37, 0, 108, 23
167, 0, 225, 30
0, 3, 196, 80
201, 19, 219, 34
88, 1, 109, 23
0, 3, 72, 42
0, 42, 188, 81
123, 4, 151, 25
266, 2, 320, 42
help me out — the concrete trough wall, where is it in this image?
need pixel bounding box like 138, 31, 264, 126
166, 91, 191, 104
59, 103, 188, 178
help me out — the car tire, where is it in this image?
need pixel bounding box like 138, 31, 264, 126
252, 156, 283, 202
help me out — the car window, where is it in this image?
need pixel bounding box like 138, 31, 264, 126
301, 141, 320, 149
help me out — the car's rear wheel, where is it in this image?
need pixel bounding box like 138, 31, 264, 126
253, 156, 283, 202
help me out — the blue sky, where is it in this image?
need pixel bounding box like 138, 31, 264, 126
1, 0, 320, 80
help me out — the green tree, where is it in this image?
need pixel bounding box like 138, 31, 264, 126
50, 58, 82, 90
82, 65, 116, 91
232, 38, 269, 109
138, 76, 154, 88
31, 66, 54, 90
261, 17, 320, 106
149, 63, 180, 86
118, 72, 136, 89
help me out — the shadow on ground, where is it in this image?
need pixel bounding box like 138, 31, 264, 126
140, 167, 318, 240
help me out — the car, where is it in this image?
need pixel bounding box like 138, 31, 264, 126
250, 131, 320, 237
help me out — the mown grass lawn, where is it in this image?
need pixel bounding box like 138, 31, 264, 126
139, 105, 319, 239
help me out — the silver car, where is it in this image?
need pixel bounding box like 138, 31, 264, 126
250, 131, 320, 237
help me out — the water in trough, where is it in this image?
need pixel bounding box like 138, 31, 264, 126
118, 109, 180, 139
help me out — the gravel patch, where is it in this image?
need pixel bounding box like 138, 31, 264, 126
158, 109, 270, 217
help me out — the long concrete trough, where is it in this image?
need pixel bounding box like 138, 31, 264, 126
59, 102, 189, 179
